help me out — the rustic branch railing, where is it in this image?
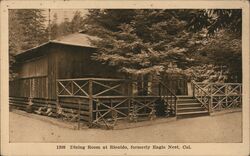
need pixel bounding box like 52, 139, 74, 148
192, 81, 242, 113
56, 78, 177, 129
159, 82, 177, 115
192, 81, 211, 112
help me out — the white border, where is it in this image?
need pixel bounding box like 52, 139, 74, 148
1, 1, 249, 156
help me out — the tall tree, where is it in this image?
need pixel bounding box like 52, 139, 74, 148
195, 29, 241, 82
70, 11, 84, 33
52, 11, 85, 38
9, 10, 22, 80
186, 9, 242, 34
9, 9, 49, 80
15, 9, 49, 50
83, 9, 241, 82
50, 13, 59, 40
84, 10, 201, 75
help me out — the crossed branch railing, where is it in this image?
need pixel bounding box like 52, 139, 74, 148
192, 81, 242, 113
57, 78, 177, 128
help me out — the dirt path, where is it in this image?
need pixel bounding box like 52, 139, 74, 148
9, 111, 242, 143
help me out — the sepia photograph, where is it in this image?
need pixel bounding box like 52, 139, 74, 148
1, 0, 249, 155
9, 8, 243, 143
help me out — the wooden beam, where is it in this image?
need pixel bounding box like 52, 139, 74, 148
88, 79, 93, 126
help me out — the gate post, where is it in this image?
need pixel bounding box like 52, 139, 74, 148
88, 79, 93, 127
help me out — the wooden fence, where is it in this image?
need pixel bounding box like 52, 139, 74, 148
57, 78, 177, 129
192, 81, 242, 113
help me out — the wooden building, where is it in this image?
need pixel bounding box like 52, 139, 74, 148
10, 33, 123, 99
10, 33, 188, 99
9, 32, 190, 128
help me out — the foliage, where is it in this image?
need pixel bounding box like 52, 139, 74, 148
183, 9, 242, 34
50, 11, 85, 39
50, 13, 59, 40
9, 9, 49, 80
195, 29, 242, 82
84, 10, 197, 75
9, 10, 85, 79
185, 64, 230, 83
83, 9, 242, 82
15, 9, 49, 50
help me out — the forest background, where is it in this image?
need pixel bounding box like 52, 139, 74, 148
9, 9, 242, 83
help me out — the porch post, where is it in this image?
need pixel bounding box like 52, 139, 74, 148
192, 81, 195, 97
56, 81, 60, 110
88, 79, 93, 127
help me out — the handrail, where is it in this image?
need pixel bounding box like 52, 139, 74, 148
191, 80, 211, 112
192, 81, 210, 95
194, 82, 242, 85
159, 81, 177, 115
57, 77, 127, 81
159, 82, 177, 98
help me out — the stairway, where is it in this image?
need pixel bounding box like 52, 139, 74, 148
176, 96, 209, 119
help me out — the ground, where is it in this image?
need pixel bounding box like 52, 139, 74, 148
9, 110, 242, 143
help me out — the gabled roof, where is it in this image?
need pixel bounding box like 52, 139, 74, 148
51, 33, 99, 48
15, 33, 99, 57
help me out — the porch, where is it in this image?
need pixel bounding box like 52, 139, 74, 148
9, 77, 242, 130
56, 77, 177, 129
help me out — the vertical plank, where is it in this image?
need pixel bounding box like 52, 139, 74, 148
192, 82, 195, 97
88, 79, 93, 126
56, 80, 60, 108
46, 77, 48, 99
78, 99, 81, 130
175, 96, 177, 115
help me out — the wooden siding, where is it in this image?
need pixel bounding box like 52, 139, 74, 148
55, 46, 122, 79
18, 56, 48, 78
47, 45, 123, 99
162, 74, 188, 95
9, 76, 48, 98
48, 49, 57, 99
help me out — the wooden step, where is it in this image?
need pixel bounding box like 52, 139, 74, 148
177, 110, 209, 119
177, 103, 201, 107
176, 96, 209, 119
177, 111, 208, 117
177, 107, 204, 111
176, 96, 194, 99
177, 108, 205, 113
177, 99, 198, 103
177, 110, 208, 115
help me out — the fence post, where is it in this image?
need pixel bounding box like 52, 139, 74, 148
175, 96, 177, 116
88, 79, 93, 127
209, 96, 212, 114
56, 81, 60, 109
127, 80, 132, 117
78, 99, 81, 130
27, 97, 33, 113
225, 84, 228, 107
192, 81, 195, 98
